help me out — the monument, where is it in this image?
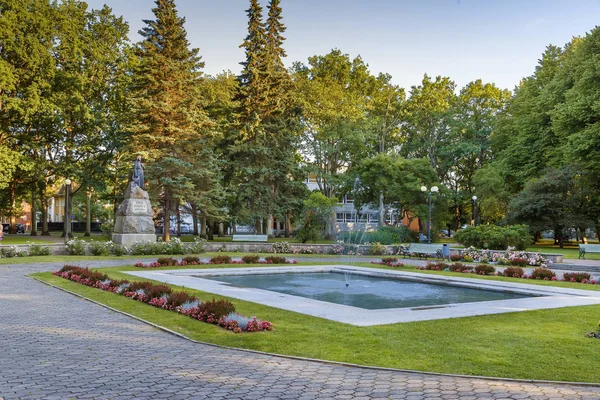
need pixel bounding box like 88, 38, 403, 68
112, 157, 156, 246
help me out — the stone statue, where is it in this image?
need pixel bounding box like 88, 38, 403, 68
131, 156, 144, 189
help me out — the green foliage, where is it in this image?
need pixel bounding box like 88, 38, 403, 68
368, 242, 387, 255
296, 192, 338, 243
28, 243, 51, 256
88, 241, 112, 256
474, 264, 496, 275
112, 245, 127, 257
66, 238, 87, 256
454, 225, 532, 250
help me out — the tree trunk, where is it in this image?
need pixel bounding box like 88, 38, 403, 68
40, 189, 50, 236
176, 199, 181, 237
284, 214, 290, 237
200, 216, 207, 239
378, 192, 385, 226
191, 204, 198, 236
218, 222, 224, 237
30, 185, 38, 236
207, 219, 214, 240
266, 215, 273, 238
274, 218, 280, 237
84, 189, 92, 236
255, 218, 262, 235
163, 194, 171, 242
232, 219, 237, 234
9, 181, 16, 234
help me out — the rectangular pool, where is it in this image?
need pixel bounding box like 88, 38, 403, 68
201, 272, 533, 310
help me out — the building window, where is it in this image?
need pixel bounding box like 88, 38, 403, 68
336, 213, 344, 222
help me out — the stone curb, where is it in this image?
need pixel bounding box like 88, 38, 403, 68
31, 275, 600, 388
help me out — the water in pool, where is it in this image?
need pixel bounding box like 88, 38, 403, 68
200, 272, 534, 309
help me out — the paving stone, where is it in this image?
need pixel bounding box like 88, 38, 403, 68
1, 261, 600, 400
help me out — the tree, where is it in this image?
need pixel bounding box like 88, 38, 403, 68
229, 0, 298, 236
354, 154, 440, 228
293, 49, 378, 199
131, 0, 213, 241
506, 168, 591, 247
296, 191, 338, 243
401, 75, 456, 180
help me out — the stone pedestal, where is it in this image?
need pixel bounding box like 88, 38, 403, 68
112, 182, 156, 246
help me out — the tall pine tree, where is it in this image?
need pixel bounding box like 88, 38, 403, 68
131, 0, 213, 241
230, 0, 301, 236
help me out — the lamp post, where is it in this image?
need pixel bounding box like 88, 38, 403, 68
64, 179, 71, 243
471, 195, 477, 226
421, 185, 439, 244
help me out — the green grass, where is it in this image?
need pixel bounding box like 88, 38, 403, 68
33, 261, 600, 383
0, 235, 56, 244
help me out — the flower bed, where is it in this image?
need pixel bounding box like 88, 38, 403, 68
52, 265, 273, 333
371, 257, 404, 267
412, 262, 597, 285
134, 256, 298, 268
457, 247, 550, 267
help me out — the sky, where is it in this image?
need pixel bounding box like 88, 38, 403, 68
85, 0, 600, 92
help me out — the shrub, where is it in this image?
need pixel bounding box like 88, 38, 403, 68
129, 241, 160, 255
381, 257, 398, 264
530, 268, 556, 280
377, 225, 409, 244
502, 266, 525, 278
449, 254, 462, 262
66, 238, 87, 255
421, 262, 449, 271
463, 255, 473, 263
29, 243, 51, 256
510, 257, 528, 267
197, 298, 235, 319
265, 255, 286, 264
89, 241, 112, 256
563, 272, 591, 283
449, 263, 473, 273
270, 241, 291, 253
210, 255, 232, 264
474, 264, 495, 275
186, 237, 206, 254
145, 283, 173, 300
0, 246, 17, 258
166, 291, 198, 308
112, 245, 127, 256
454, 224, 532, 250
242, 255, 260, 264
182, 256, 200, 264
127, 281, 154, 293
156, 257, 178, 266
163, 238, 185, 255
369, 242, 388, 255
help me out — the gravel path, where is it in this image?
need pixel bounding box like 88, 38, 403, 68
1, 261, 599, 399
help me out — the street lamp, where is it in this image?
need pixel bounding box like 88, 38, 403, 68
421, 185, 439, 244
64, 179, 71, 243
471, 195, 477, 226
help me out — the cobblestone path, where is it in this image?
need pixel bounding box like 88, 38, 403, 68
1, 262, 599, 399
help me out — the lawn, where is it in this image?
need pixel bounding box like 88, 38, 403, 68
33, 261, 600, 383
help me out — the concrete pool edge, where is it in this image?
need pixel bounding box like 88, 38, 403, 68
124, 266, 600, 326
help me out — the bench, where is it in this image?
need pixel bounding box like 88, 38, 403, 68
232, 234, 268, 242
578, 244, 600, 259
398, 243, 444, 259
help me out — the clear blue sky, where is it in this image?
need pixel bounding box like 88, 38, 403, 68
85, 0, 600, 91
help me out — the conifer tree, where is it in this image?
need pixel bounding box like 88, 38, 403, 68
131, 0, 214, 241
231, 0, 301, 236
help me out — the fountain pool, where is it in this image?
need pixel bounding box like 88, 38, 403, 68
125, 266, 600, 326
